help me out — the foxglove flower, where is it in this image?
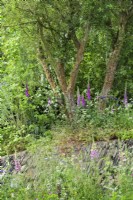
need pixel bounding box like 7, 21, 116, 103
124, 88, 128, 106
81, 95, 86, 107
87, 84, 91, 100
25, 84, 29, 97
14, 159, 21, 172
90, 149, 99, 159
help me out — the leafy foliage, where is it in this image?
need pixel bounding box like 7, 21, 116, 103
0, 0, 133, 154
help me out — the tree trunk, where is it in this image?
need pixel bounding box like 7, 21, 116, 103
64, 91, 75, 120
38, 44, 57, 91
65, 23, 90, 118
67, 23, 90, 95
55, 62, 67, 93
55, 24, 90, 119
38, 23, 90, 119
99, 13, 128, 110
99, 48, 122, 110
55, 61, 75, 119
40, 59, 57, 91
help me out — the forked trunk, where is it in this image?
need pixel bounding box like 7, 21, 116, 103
38, 23, 90, 119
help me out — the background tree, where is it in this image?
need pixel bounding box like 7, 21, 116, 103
1, 0, 91, 118
1, 0, 133, 115
1, 0, 133, 155
98, 0, 133, 109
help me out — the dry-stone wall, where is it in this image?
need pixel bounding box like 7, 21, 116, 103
0, 139, 133, 179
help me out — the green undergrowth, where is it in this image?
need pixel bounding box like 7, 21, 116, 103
1, 135, 133, 200
1, 102, 133, 156
1, 124, 133, 156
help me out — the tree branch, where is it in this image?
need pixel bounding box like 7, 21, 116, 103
67, 23, 90, 93
1, 21, 37, 28
55, 61, 68, 94
71, 32, 80, 49
38, 45, 56, 91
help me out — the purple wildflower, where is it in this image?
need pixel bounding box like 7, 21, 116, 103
87, 84, 91, 100
90, 150, 99, 159
48, 98, 51, 106
14, 159, 21, 172
81, 95, 86, 107
0, 169, 4, 173
124, 88, 128, 106
25, 84, 29, 97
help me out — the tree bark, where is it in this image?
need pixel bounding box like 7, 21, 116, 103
66, 24, 90, 118
67, 23, 90, 95
38, 48, 57, 91
64, 92, 75, 120
99, 13, 129, 110
55, 61, 67, 93
38, 26, 57, 91
55, 62, 74, 119
41, 61, 57, 90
